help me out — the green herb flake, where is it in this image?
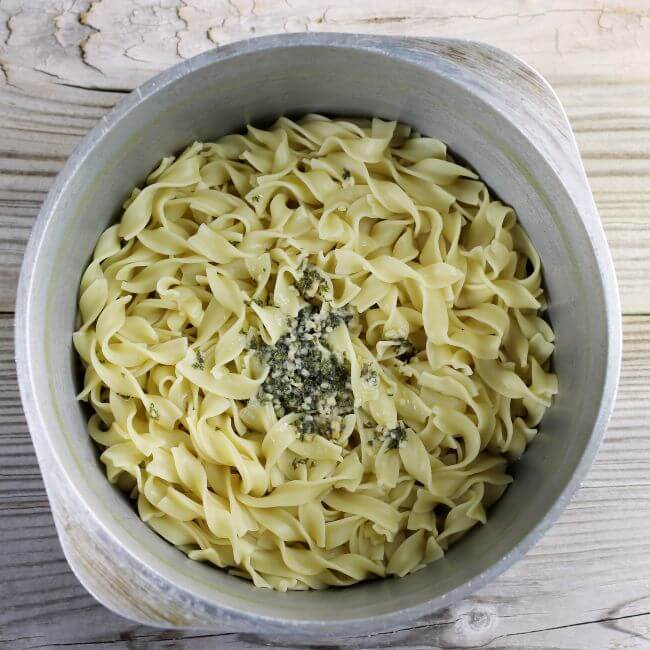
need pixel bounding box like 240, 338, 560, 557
361, 363, 379, 387
291, 457, 309, 470
296, 263, 325, 300
148, 403, 160, 420
191, 348, 206, 370
342, 168, 351, 180
250, 194, 261, 203
393, 338, 416, 363
247, 331, 262, 351
385, 420, 409, 449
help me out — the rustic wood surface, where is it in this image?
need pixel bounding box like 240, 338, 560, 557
1, 1, 649, 648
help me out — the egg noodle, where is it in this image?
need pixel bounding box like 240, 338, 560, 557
74, 115, 557, 591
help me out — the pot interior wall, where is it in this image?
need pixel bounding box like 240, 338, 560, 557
26, 42, 607, 622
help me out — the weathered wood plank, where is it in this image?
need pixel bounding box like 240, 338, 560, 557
2, 0, 650, 647
1, 0, 650, 312
2, 313, 650, 648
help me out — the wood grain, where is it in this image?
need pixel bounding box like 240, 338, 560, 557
1, 1, 649, 647
0, 0, 649, 312
2, 313, 650, 648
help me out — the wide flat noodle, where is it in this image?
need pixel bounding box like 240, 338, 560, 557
75, 115, 557, 591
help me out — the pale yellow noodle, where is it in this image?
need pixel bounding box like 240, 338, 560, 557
74, 115, 557, 591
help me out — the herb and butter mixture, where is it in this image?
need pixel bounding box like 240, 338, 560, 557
256, 304, 355, 439
74, 115, 558, 591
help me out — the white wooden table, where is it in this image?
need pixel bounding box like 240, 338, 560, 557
2, 2, 650, 648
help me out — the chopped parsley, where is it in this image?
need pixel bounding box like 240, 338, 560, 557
250, 194, 261, 203
366, 420, 409, 449
191, 348, 205, 370
148, 403, 160, 420
393, 338, 416, 362
291, 457, 316, 469
296, 263, 327, 300
342, 168, 351, 180
291, 457, 308, 470
383, 420, 409, 449
361, 363, 379, 387
254, 305, 354, 439
247, 330, 262, 351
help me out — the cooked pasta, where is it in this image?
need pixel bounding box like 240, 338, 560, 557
73, 115, 557, 591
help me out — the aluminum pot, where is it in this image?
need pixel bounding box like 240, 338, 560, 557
15, 33, 621, 636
